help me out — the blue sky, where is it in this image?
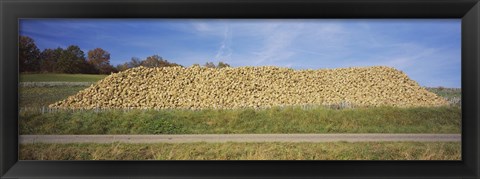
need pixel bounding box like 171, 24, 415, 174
19, 19, 461, 88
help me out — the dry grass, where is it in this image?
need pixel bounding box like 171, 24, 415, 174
20, 142, 461, 160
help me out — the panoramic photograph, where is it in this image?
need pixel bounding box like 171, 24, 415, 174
18, 19, 461, 160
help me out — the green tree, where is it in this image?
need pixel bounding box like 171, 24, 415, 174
115, 57, 142, 71
39, 48, 62, 72
217, 61, 230, 68
117, 56, 183, 71
81, 60, 100, 74
57, 45, 87, 74
141, 55, 164, 67
19, 36, 41, 72
204, 62, 216, 68
141, 55, 182, 67
116, 63, 129, 71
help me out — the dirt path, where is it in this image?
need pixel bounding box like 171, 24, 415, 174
19, 134, 461, 144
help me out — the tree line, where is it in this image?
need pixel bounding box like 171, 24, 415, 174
20, 36, 117, 74
19, 36, 230, 74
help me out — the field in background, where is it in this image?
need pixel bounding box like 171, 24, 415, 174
426, 87, 461, 106
20, 142, 461, 160
20, 86, 87, 108
20, 73, 107, 82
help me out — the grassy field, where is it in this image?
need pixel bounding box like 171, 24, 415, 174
19, 106, 461, 134
426, 87, 461, 106
426, 87, 461, 99
19, 142, 461, 160
20, 73, 107, 82
20, 86, 87, 108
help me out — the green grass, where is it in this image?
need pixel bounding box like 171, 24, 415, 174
20, 73, 107, 82
425, 87, 461, 99
426, 87, 461, 106
19, 142, 461, 160
19, 105, 461, 134
20, 86, 87, 108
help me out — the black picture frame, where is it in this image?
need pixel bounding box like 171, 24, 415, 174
1, 0, 479, 178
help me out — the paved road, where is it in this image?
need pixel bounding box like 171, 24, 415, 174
19, 134, 461, 144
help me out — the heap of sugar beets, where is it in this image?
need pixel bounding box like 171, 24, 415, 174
49, 66, 448, 110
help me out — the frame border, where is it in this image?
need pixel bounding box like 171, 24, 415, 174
1, 0, 479, 178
